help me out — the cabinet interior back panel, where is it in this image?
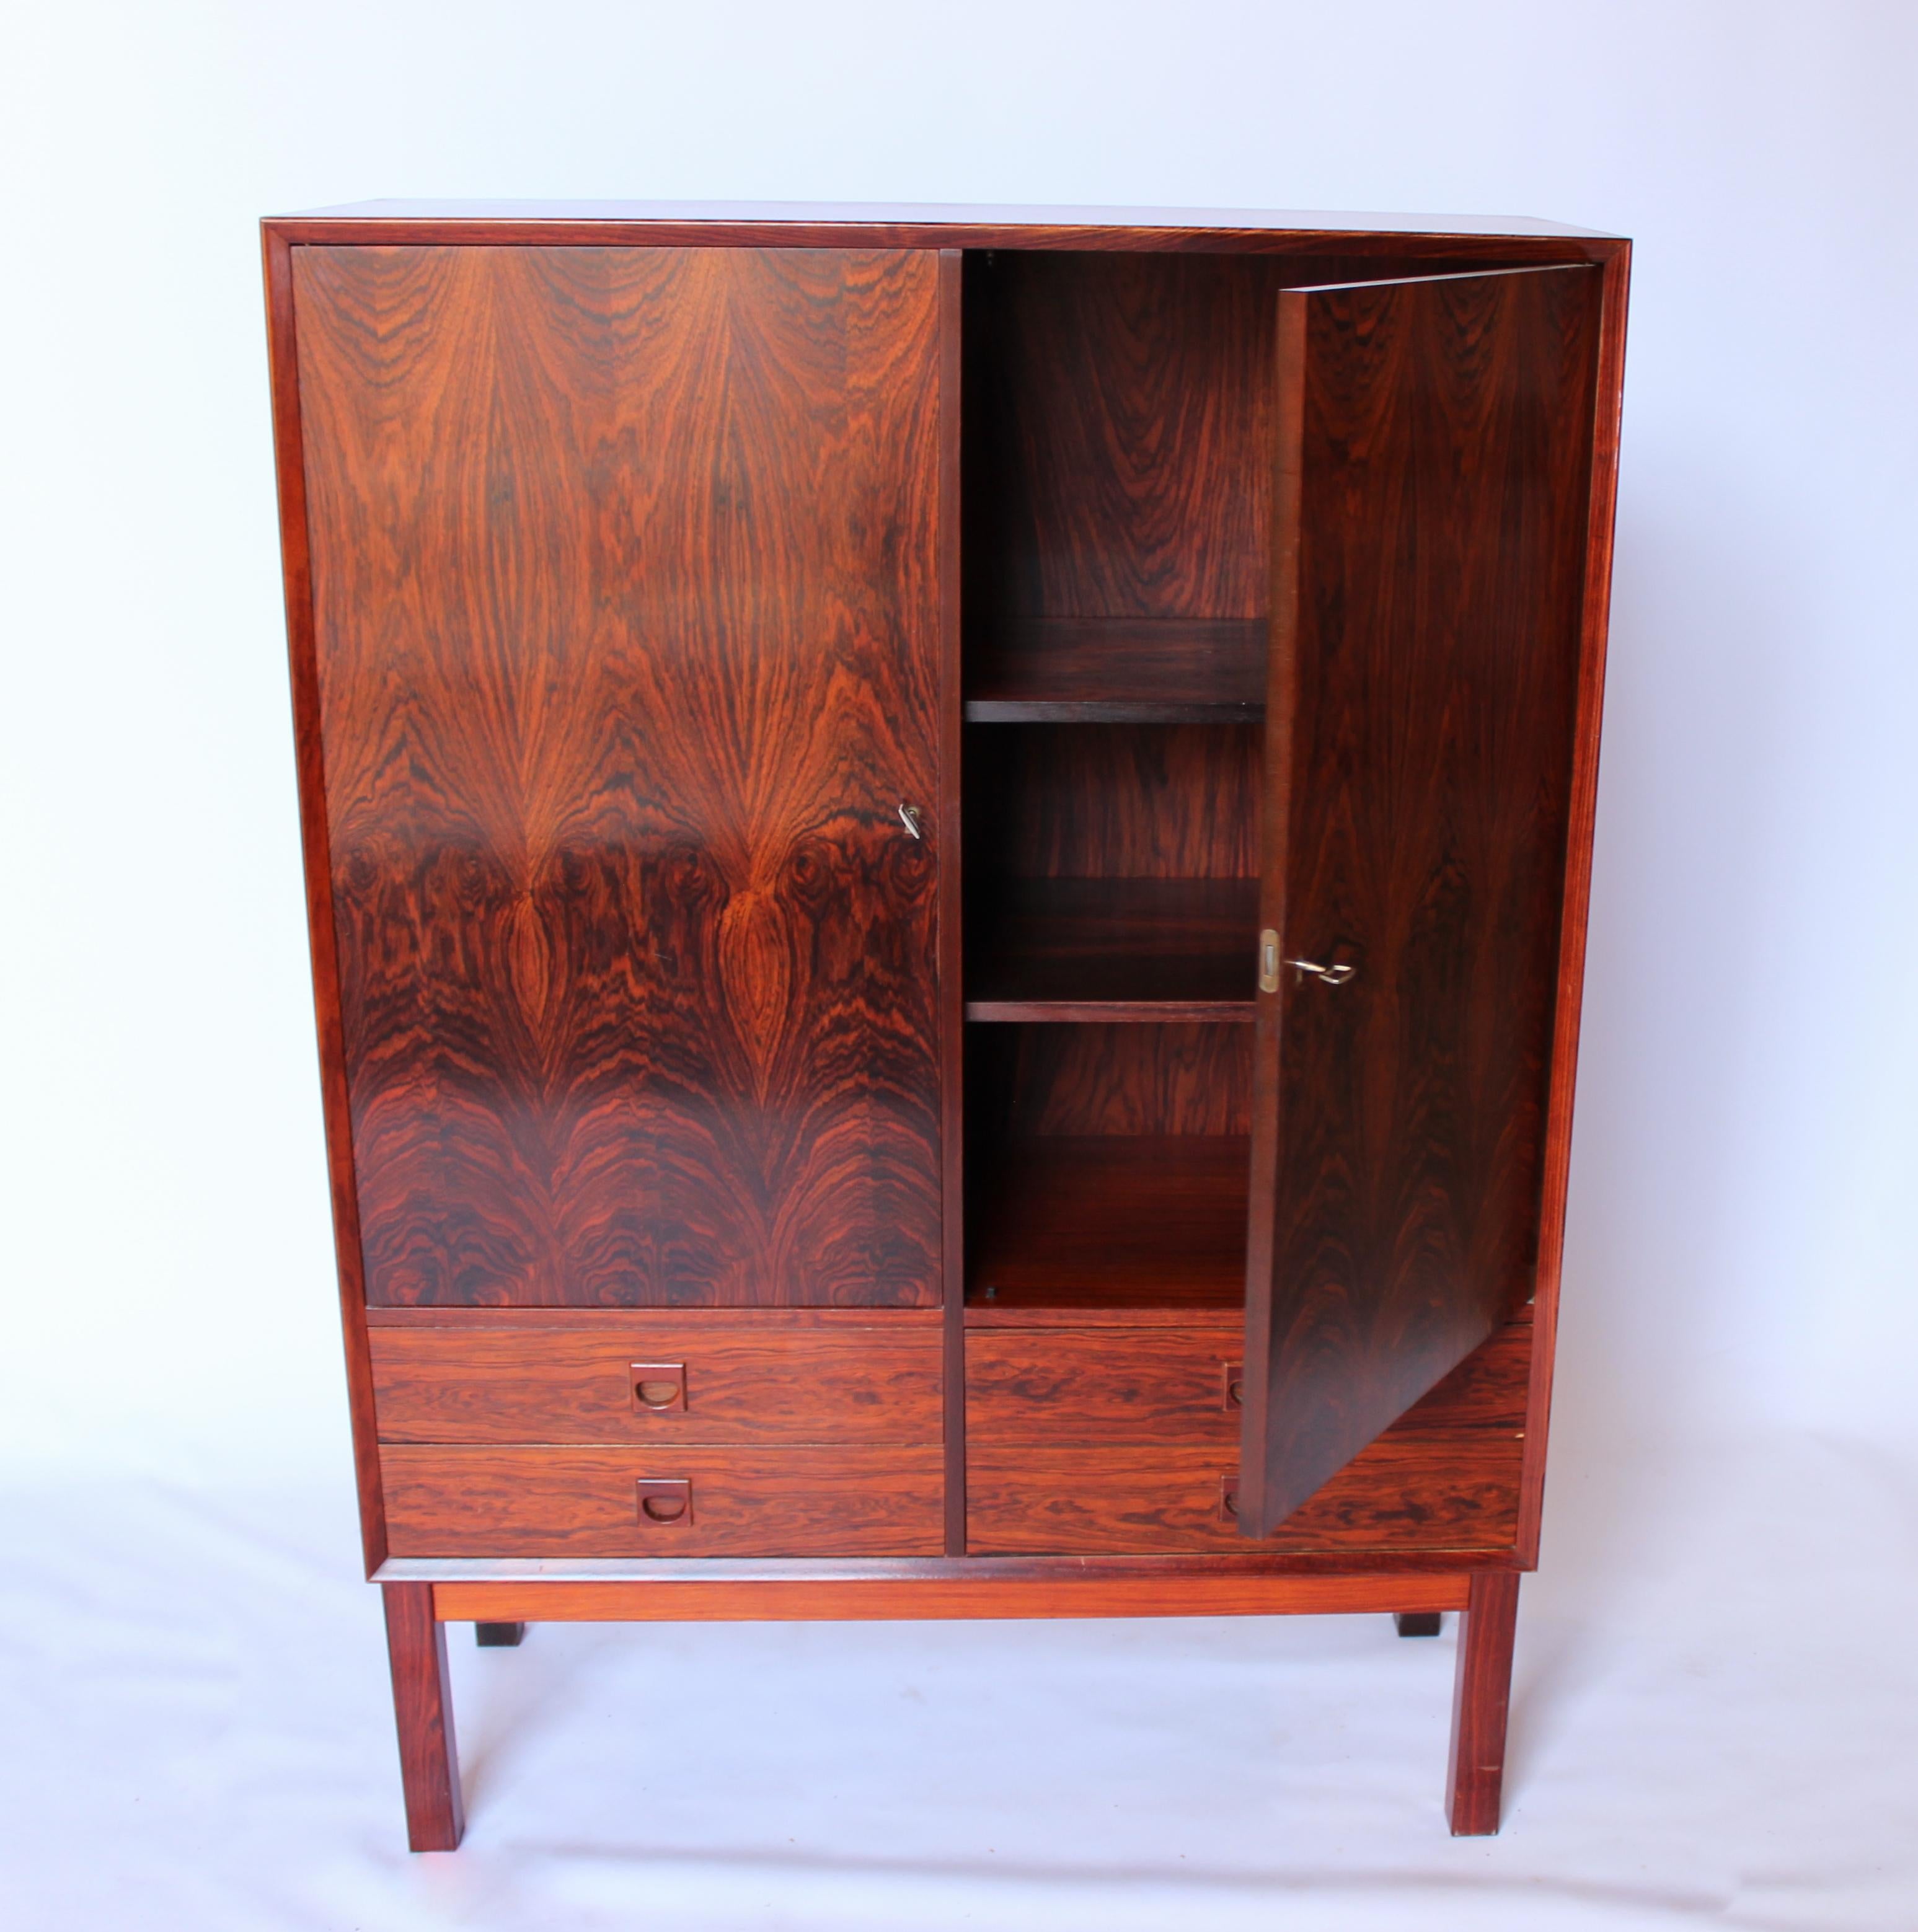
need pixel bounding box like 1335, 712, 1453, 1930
293, 244, 945, 1307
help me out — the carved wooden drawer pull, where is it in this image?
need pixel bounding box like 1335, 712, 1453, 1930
629, 1362, 687, 1412
635, 1477, 693, 1525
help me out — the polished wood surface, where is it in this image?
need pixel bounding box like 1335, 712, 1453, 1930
381, 1582, 463, 1850
964, 252, 1278, 624
370, 1323, 944, 1444
966, 878, 1257, 1021
969, 1429, 1520, 1556
936, 249, 968, 1555
365, 1303, 940, 1327
431, 1569, 1470, 1623
968, 1136, 1248, 1311
983, 1021, 1251, 1138
967, 1328, 1244, 1442
970, 1309, 1528, 1443
970, 723, 1260, 882
264, 227, 388, 1574
382, 1444, 946, 1556
1239, 265, 1602, 1535
1447, 1568, 1521, 1834
964, 618, 1265, 723
1518, 244, 1633, 1564
293, 243, 944, 1307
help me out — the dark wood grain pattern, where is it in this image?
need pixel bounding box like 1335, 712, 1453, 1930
969, 723, 1260, 883
968, 1328, 1245, 1442
966, 878, 1257, 1020
968, 1310, 1529, 1444
1447, 1568, 1521, 1833
264, 229, 388, 1575
381, 1582, 463, 1850
293, 244, 943, 1306
369, 1323, 943, 1443
999, 1021, 1251, 1137
1518, 245, 1633, 1565
964, 618, 1265, 722
969, 1136, 1248, 1310
382, 1445, 946, 1556
963, 252, 1284, 622
433, 1569, 1470, 1623
969, 1428, 1521, 1556
1239, 265, 1602, 1535
936, 250, 968, 1554
365, 1303, 940, 1327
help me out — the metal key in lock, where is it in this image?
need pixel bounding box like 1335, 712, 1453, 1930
1259, 929, 1358, 992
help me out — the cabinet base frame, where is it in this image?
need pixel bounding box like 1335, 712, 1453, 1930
381, 1564, 1519, 1848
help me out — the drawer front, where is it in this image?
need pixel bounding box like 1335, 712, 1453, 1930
966, 1436, 1521, 1556
382, 1445, 945, 1556
966, 1327, 1243, 1444
370, 1323, 943, 1445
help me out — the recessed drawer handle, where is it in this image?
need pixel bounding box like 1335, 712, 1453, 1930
1222, 1362, 1244, 1409
636, 1477, 693, 1525
630, 1362, 687, 1411
1220, 1476, 1239, 1522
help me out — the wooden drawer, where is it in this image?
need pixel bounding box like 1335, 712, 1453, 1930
382, 1445, 945, 1556
966, 1434, 1522, 1556
369, 1319, 943, 1445
966, 1325, 1243, 1444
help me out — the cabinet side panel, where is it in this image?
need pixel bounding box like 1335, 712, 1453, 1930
1518, 244, 1631, 1563
265, 228, 387, 1571
293, 245, 944, 1306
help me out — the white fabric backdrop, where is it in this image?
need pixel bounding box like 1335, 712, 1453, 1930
2, 2, 1914, 1924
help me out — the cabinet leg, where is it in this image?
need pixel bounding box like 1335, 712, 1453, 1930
382, 1582, 464, 1850
1395, 1612, 1442, 1637
475, 1621, 526, 1647
1446, 1570, 1520, 1835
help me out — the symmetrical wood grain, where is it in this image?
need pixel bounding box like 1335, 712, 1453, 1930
1447, 1568, 1521, 1833
293, 244, 944, 1306
370, 1322, 944, 1443
1239, 265, 1602, 1534
381, 1445, 946, 1556
381, 1582, 462, 1850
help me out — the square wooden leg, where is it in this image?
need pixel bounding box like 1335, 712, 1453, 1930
382, 1582, 465, 1850
1446, 1569, 1519, 1835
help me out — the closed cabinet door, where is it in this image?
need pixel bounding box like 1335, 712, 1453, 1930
1238, 265, 1604, 1532
291, 246, 945, 1307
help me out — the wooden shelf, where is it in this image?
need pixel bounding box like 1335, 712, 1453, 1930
963, 618, 1266, 723
966, 1135, 1249, 1317
966, 878, 1257, 1022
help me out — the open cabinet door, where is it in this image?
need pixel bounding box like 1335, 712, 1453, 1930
1237, 265, 1602, 1537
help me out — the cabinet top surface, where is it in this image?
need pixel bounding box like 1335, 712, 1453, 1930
267, 199, 1622, 244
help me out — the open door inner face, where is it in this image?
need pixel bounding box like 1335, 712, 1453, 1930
1236, 265, 1603, 1537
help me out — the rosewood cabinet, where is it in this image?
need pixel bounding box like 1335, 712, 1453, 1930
264, 201, 1628, 1846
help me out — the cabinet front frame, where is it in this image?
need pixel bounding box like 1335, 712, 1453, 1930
265, 214, 1629, 1583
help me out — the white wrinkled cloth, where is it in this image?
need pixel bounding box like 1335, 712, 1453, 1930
4, 1429, 1913, 1931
